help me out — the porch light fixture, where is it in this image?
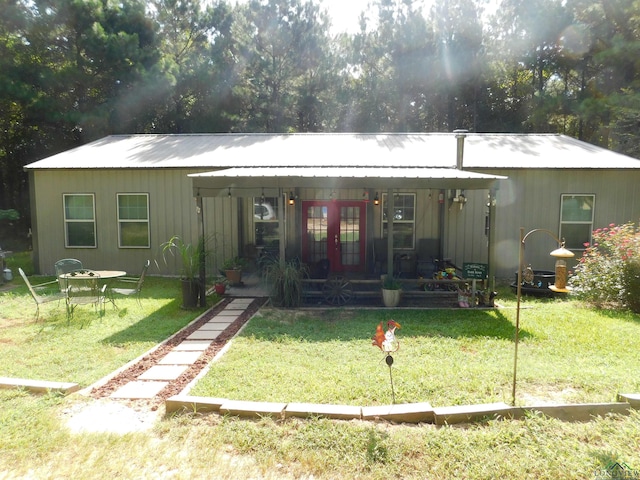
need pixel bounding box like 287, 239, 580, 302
374, 192, 380, 206
451, 189, 467, 210
260, 188, 265, 205
288, 191, 295, 206
227, 187, 231, 198
512, 228, 575, 406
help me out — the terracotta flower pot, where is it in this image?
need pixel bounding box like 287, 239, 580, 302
225, 269, 242, 286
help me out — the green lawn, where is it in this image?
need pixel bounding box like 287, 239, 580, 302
2, 270, 640, 479
0, 275, 209, 386
190, 298, 640, 407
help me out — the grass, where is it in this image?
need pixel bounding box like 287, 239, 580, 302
190, 297, 640, 406
2, 264, 640, 479
0, 274, 211, 385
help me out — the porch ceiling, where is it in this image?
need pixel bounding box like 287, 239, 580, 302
189, 167, 506, 196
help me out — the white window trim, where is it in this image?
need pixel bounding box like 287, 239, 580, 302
117, 193, 150, 248
63, 193, 97, 248
559, 193, 595, 251
252, 195, 281, 246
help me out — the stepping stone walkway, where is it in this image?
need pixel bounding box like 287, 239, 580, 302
108, 298, 259, 400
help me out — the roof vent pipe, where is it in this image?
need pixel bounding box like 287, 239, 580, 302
453, 129, 468, 170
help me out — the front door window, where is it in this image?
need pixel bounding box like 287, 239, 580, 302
302, 201, 366, 273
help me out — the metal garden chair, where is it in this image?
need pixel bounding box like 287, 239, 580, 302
64, 269, 106, 320
18, 267, 65, 321
54, 258, 83, 292
109, 260, 150, 307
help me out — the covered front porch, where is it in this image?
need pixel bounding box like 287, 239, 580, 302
190, 165, 505, 306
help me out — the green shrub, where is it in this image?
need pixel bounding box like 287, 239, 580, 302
570, 222, 640, 311
262, 258, 309, 307
622, 257, 640, 313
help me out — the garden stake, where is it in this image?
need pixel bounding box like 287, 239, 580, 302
372, 320, 401, 404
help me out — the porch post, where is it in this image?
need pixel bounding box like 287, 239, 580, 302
196, 191, 206, 307
279, 188, 286, 267
487, 188, 498, 288
386, 188, 394, 277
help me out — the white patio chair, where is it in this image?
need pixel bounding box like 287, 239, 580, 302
18, 267, 65, 321
110, 260, 150, 307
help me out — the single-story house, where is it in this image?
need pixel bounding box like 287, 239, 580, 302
24, 132, 640, 286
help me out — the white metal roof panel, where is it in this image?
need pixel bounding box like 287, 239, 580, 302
23, 132, 640, 170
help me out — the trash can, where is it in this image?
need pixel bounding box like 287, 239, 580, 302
2, 268, 12, 282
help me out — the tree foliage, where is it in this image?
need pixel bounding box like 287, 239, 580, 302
1, 0, 640, 245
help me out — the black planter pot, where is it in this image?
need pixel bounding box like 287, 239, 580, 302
181, 279, 200, 309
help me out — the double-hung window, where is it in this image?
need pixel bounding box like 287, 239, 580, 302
117, 193, 150, 248
560, 194, 595, 250
382, 193, 416, 249
253, 196, 280, 247
64, 194, 96, 248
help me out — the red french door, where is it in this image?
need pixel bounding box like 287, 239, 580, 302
302, 201, 366, 273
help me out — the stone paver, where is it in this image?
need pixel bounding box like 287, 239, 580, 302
207, 316, 238, 324
173, 340, 212, 351
228, 299, 253, 306
218, 310, 245, 316
138, 365, 189, 381
110, 381, 168, 399
185, 330, 222, 341
198, 322, 230, 331
158, 351, 203, 365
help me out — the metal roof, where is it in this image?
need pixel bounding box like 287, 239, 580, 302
189, 167, 507, 192
24, 132, 640, 171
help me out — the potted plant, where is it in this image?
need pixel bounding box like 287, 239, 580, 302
160, 235, 207, 309
213, 275, 228, 295
222, 256, 246, 286
381, 274, 402, 307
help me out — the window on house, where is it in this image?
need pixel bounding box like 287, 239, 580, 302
560, 194, 595, 250
117, 193, 150, 248
64, 194, 96, 248
253, 196, 280, 247
382, 193, 415, 249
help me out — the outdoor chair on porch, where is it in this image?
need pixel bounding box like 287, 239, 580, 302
18, 267, 65, 320
109, 260, 149, 307
64, 269, 106, 320
54, 258, 83, 292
